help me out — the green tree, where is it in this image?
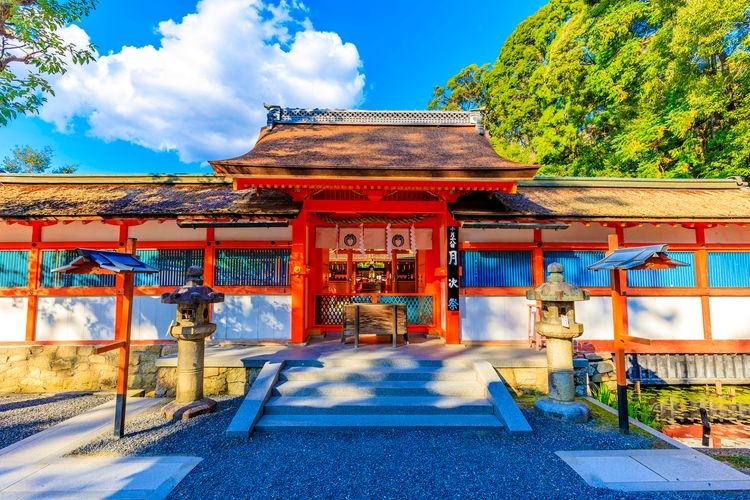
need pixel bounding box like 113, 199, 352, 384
1, 145, 77, 173
428, 63, 490, 111
0, 0, 97, 125
439, 0, 750, 180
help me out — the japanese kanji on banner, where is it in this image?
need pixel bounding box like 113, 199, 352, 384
447, 226, 460, 311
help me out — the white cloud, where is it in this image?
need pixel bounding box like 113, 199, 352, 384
40, 0, 365, 163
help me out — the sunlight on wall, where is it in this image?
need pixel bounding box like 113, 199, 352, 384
36, 297, 115, 341
132, 295, 174, 340
627, 297, 703, 340
0, 297, 27, 341
460, 296, 529, 341
709, 297, 750, 340
212, 294, 291, 341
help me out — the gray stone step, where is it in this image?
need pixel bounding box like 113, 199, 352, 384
272, 380, 487, 398
316, 358, 471, 370
279, 366, 478, 382
255, 413, 504, 431
263, 395, 494, 415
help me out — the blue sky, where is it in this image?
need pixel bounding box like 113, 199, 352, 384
3, 0, 546, 174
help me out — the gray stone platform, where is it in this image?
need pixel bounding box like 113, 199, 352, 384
557, 449, 750, 492
0, 397, 201, 499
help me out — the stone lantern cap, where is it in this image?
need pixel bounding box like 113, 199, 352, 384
161, 266, 225, 305
526, 263, 590, 302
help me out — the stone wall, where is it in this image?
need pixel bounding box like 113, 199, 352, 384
155, 366, 260, 397
0, 345, 177, 394
574, 352, 617, 396
497, 366, 548, 394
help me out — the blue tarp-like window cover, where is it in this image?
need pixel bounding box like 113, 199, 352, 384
588, 245, 688, 271
460, 251, 532, 287
588, 245, 693, 288
543, 251, 610, 287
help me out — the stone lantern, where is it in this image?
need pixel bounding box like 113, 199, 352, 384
161, 266, 224, 420
526, 262, 590, 422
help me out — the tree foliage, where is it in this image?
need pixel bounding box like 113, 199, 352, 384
428, 63, 489, 111
0, 0, 97, 125
1, 144, 76, 173
434, 0, 750, 179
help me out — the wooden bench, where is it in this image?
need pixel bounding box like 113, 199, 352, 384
341, 303, 408, 348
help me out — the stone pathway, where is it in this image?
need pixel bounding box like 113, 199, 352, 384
0, 397, 200, 499
557, 449, 750, 492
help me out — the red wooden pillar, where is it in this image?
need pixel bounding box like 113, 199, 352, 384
290, 210, 308, 344
113, 238, 136, 438
25, 223, 43, 341
695, 224, 712, 340
608, 233, 629, 433
532, 228, 545, 286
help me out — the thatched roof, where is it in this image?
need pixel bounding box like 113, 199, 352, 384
210, 108, 537, 180
450, 177, 750, 222
3, 175, 748, 224
0, 175, 300, 220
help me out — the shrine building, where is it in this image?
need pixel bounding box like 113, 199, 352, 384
1, 106, 750, 355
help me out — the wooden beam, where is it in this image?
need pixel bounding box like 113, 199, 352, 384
304, 199, 446, 215
94, 341, 126, 354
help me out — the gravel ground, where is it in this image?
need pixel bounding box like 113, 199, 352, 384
0, 392, 113, 450
64, 396, 748, 500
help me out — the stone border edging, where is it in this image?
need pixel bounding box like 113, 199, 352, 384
473, 361, 532, 434
584, 396, 691, 450
225, 361, 284, 439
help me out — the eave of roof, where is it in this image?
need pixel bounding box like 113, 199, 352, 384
450, 177, 750, 222
0, 174, 300, 221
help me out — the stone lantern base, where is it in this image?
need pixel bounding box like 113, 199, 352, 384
535, 397, 590, 423
162, 397, 217, 421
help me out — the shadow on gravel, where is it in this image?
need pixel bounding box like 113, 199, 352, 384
0, 392, 95, 412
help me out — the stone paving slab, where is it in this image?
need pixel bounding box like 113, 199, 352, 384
0, 456, 202, 500
556, 449, 750, 492
0, 396, 202, 499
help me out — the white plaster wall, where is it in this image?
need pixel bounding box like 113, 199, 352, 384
128, 221, 206, 242
42, 222, 119, 242
132, 295, 174, 340
461, 228, 533, 243
576, 296, 614, 340
212, 294, 291, 341
460, 296, 529, 341
215, 227, 292, 242
36, 296, 115, 341
626, 297, 704, 340
708, 297, 750, 340
705, 226, 750, 244
0, 223, 32, 242
624, 225, 696, 244
0, 297, 27, 341
542, 222, 614, 243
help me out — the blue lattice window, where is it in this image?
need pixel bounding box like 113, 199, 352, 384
40, 250, 115, 288
543, 251, 610, 287
0, 250, 29, 288
708, 252, 750, 288
461, 251, 532, 287
215, 248, 290, 287
134, 249, 204, 287
627, 251, 696, 287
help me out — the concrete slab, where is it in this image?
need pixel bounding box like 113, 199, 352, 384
156, 339, 547, 370
0, 397, 166, 476
556, 450, 750, 492
1, 456, 201, 500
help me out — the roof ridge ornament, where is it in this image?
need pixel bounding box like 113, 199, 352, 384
263, 104, 484, 131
